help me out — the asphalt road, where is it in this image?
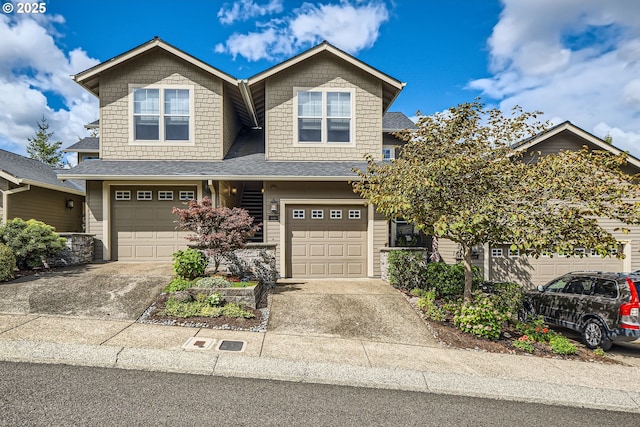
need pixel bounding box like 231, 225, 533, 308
0, 362, 635, 426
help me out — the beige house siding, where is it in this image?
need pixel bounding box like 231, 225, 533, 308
264, 52, 382, 161
86, 181, 104, 260
372, 209, 387, 277
222, 87, 241, 158
8, 186, 83, 232
99, 49, 224, 160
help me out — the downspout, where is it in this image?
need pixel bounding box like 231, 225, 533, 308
1, 185, 31, 223
207, 179, 217, 206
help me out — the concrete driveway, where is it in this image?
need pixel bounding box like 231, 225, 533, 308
0, 263, 173, 320
268, 279, 437, 347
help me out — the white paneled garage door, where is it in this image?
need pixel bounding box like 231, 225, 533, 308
111, 186, 195, 261
286, 204, 367, 278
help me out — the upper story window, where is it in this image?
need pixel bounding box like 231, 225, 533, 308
131, 85, 193, 143
295, 88, 353, 144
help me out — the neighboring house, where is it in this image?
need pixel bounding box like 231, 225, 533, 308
58, 37, 409, 278
63, 137, 100, 164
0, 149, 85, 232
437, 121, 640, 287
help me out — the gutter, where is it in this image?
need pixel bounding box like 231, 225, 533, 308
1, 185, 30, 223
239, 79, 260, 129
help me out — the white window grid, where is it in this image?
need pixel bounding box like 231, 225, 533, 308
137, 191, 152, 200
330, 210, 342, 219
382, 147, 394, 160
491, 248, 503, 257
158, 191, 174, 201
311, 210, 324, 219
295, 87, 354, 144
179, 191, 195, 200
115, 191, 131, 201
293, 209, 305, 219
130, 85, 193, 143
348, 210, 361, 219
508, 248, 520, 258
574, 248, 586, 256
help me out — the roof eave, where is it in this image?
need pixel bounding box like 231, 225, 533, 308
56, 173, 360, 182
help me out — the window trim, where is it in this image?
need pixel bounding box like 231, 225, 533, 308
330, 209, 342, 219
311, 209, 324, 219
292, 209, 305, 219
293, 87, 355, 145
348, 209, 361, 219
508, 248, 520, 258
158, 191, 174, 201
137, 190, 153, 201
129, 84, 195, 146
179, 191, 195, 201
491, 248, 503, 258
115, 190, 131, 201
382, 146, 395, 160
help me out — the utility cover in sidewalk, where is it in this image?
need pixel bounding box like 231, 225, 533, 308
182, 337, 216, 351
217, 340, 246, 352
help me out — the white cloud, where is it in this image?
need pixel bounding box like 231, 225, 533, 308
469, 0, 640, 157
217, 0, 283, 25
0, 14, 99, 156
215, 0, 389, 61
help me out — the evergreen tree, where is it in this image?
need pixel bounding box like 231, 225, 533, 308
26, 116, 65, 167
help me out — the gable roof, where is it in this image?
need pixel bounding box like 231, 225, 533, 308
246, 41, 405, 121
63, 137, 99, 153
514, 121, 640, 170
73, 37, 238, 96
383, 112, 416, 132
0, 149, 84, 195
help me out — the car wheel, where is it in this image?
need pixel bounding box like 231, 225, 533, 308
518, 302, 535, 323
582, 319, 613, 351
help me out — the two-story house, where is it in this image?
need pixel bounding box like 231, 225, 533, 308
58, 38, 409, 278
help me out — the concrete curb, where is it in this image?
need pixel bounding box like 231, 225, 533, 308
1, 338, 639, 414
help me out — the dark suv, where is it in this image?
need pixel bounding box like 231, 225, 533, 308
523, 272, 640, 351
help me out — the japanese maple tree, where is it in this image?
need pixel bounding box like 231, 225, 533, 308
172, 197, 261, 273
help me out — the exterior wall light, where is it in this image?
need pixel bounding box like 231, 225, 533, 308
270, 199, 278, 214
66, 199, 74, 209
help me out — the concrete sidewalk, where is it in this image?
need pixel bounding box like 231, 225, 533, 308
1, 312, 639, 414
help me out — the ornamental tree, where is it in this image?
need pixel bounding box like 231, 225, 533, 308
172, 197, 261, 273
354, 100, 640, 301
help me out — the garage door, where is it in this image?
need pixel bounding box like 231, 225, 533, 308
490, 245, 624, 287
111, 186, 194, 261
286, 205, 367, 278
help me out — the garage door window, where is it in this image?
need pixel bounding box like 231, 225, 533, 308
348, 210, 361, 219
293, 209, 305, 219
311, 210, 324, 219
158, 191, 174, 201
179, 191, 195, 200
330, 210, 342, 219
491, 248, 503, 257
137, 191, 153, 200
115, 191, 131, 200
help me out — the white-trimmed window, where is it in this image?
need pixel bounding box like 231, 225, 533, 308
179, 191, 195, 200
508, 248, 520, 258
330, 209, 342, 219
295, 88, 353, 143
491, 248, 503, 257
158, 191, 174, 201
348, 209, 361, 219
574, 248, 586, 256
137, 191, 152, 200
292, 209, 305, 219
311, 209, 324, 219
115, 190, 131, 201
131, 85, 193, 143
382, 146, 395, 160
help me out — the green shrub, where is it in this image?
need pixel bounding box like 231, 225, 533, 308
513, 336, 535, 353
387, 250, 428, 290
163, 278, 195, 293
416, 289, 446, 322
516, 316, 553, 342
425, 262, 483, 298
195, 275, 232, 288
222, 303, 255, 318
453, 292, 510, 340
484, 282, 525, 319
160, 295, 253, 319
0, 219, 66, 270
549, 335, 577, 355
0, 243, 16, 281
207, 292, 223, 306
172, 249, 207, 279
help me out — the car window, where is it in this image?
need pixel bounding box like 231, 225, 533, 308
593, 279, 618, 299
564, 277, 593, 295
545, 277, 570, 292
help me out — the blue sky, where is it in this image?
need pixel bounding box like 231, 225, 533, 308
2, 0, 640, 163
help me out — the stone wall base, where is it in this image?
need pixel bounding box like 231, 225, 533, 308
46, 233, 95, 267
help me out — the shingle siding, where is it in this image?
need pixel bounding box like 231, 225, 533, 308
265, 53, 382, 161
99, 50, 224, 160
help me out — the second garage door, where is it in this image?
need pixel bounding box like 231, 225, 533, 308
286, 205, 367, 278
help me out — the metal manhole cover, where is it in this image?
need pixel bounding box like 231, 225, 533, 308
217, 340, 246, 352
182, 337, 216, 351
